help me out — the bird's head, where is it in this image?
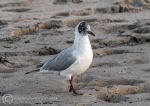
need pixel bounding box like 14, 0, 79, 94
75, 21, 95, 36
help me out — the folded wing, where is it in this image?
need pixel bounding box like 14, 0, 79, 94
41, 47, 76, 71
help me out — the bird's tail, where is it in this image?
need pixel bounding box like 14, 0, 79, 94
25, 69, 40, 75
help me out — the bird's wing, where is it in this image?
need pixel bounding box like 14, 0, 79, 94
36, 62, 44, 68
36, 57, 51, 68
41, 47, 77, 71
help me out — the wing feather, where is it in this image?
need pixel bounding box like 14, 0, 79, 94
41, 47, 76, 71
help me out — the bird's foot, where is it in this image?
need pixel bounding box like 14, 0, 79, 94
72, 91, 83, 96
69, 86, 82, 95
69, 88, 73, 92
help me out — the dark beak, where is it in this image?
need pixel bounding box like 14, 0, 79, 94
86, 30, 95, 36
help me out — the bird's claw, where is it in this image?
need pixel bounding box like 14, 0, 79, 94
72, 91, 83, 96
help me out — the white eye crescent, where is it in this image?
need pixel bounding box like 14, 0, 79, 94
87, 25, 91, 31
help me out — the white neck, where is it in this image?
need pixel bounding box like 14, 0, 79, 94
73, 32, 92, 54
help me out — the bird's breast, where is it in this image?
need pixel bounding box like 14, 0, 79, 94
73, 45, 93, 73
61, 36, 93, 76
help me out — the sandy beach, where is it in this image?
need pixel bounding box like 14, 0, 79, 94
0, 0, 150, 105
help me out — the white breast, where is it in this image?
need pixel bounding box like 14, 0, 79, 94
60, 34, 93, 78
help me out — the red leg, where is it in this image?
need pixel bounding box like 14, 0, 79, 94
69, 76, 82, 95
69, 76, 73, 92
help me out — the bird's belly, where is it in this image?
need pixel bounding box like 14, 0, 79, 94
60, 53, 93, 78
76, 55, 93, 74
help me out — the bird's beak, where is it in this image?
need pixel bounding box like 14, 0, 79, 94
86, 30, 95, 36
86, 24, 95, 36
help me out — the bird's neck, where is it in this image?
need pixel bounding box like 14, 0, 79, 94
73, 33, 92, 53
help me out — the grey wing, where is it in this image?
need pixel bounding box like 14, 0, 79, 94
36, 57, 51, 68
41, 47, 76, 71
36, 62, 44, 68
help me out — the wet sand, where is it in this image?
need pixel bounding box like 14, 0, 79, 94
0, 0, 150, 105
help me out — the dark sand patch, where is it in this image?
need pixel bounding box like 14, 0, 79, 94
0, 69, 16, 73
3, 8, 31, 12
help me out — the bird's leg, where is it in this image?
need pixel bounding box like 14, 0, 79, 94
69, 76, 73, 92
69, 76, 82, 95
69, 76, 78, 94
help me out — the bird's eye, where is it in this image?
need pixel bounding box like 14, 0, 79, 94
82, 27, 85, 30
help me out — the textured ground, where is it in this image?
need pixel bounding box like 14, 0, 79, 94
0, 0, 150, 106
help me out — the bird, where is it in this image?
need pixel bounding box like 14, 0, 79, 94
25, 21, 95, 95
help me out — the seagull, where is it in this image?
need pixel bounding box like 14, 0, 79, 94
25, 21, 95, 95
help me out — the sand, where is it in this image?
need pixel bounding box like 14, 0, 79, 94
0, 0, 150, 105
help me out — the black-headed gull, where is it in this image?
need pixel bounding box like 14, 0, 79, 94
26, 21, 95, 95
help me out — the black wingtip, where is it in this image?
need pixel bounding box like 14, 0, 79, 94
25, 69, 40, 75
25, 72, 30, 74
